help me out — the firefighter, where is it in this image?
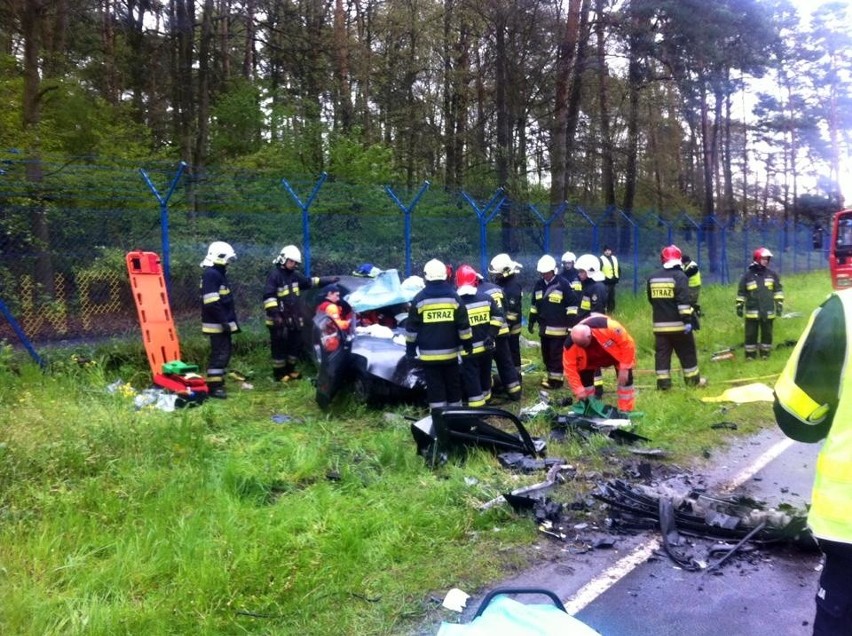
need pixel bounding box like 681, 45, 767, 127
263, 245, 337, 382
736, 247, 784, 360
478, 265, 521, 401
773, 289, 852, 634
200, 241, 239, 399
455, 264, 501, 406
405, 258, 472, 415
647, 245, 701, 389
561, 251, 582, 294
575, 254, 608, 319
529, 254, 579, 389
489, 253, 524, 383
599, 245, 620, 314
681, 253, 702, 306
575, 253, 609, 398
563, 316, 636, 413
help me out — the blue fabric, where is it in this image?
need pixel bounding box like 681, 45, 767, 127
437, 595, 600, 636
347, 269, 418, 313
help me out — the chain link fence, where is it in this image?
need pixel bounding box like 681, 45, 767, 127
0, 155, 827, 350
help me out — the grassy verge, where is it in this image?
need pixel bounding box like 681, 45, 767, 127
0, 271, 831, 635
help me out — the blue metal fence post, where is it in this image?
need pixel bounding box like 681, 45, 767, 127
0, 298, 45, 368
281, 172, 327, 276
528, 201, 567, 256
460, 188, 506, 274
385, 181, 430, 277
139, 161, 186, 285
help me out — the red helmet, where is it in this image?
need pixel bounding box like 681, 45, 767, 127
455, 264, 479, 289
753, 247, 773, 262
660, 244, 682, 265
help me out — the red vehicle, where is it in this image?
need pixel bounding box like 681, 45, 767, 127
830, 209, 852, 289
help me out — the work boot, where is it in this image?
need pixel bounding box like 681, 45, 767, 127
273, 368, 287, 382
286, 370, 302, 380
209, 386, 227, 399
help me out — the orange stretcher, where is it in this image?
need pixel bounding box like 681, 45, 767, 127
126, 251, 208, 402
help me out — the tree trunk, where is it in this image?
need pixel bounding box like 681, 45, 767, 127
22, 0, 54, 296
333, 0, 353, 132
594, 0, 614, 206
195, 0, 213, 169
550, 0, 582, 207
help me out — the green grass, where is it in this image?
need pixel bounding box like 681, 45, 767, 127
0, 271, 832, 635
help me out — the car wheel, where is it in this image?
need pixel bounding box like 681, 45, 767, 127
352, 373, 374, 405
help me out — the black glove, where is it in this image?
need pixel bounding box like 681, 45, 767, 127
271, 313, 284, 328
462, 341, 473, 356
736, 305, 743, 318
484, 336, 496, 351
527, 316, 536, 334
406, 346, 417, 360
775, 302, 783, 317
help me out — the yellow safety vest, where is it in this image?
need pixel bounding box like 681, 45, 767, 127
600, 254, 619, 281
774, 290, 852, 543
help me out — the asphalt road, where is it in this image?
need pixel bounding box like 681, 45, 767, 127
438, 427, 824, 636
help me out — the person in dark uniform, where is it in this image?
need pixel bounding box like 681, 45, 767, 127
529, 254, 579, 389
262, 244, 337, 381
489, 253, 524, 383
200, 241, 239, 398
574, 253, 609, 397
455, 264, 501, 406
647, 245, 701, 389
736, 247, 784, 360
405, 258, 472, 416
561, 251, 582, 295
478, 266, 521, 401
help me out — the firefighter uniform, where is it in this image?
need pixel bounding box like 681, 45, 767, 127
736, 252, 784, 359
562, 315, 636, 412
681, 255, 702, 306
498, 272, 524, 370
479, 280, 521, 400
774, 290, 852, 634
200, 242, 239, 398
647, 261, 700, 389
529, 270, 579, 388
458, 286, 502, 406
577, 276, 608, 320
263, 259, 336, 381
406, 277, 472, 411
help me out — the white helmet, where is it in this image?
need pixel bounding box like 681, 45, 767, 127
423, 258, 447, 281
488, 253, 522, 276
274, 244, 302, 265
575, 254, 605, 281
200, 241, 237, 267
561, 251, 577, 267
536, 254, 558, 274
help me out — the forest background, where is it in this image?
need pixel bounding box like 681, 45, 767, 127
0, 0, 850, 345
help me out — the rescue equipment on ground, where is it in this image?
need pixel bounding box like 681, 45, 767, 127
126, 251, 208, 404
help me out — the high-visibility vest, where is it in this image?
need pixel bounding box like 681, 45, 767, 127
600, 254, 619, 281
774, 290, 852, 543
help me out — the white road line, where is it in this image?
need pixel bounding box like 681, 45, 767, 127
562, 436, 796, 615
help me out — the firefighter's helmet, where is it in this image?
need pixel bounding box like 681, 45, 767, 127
488, 253, 521, 276
575, 254, 605, 281
661, 244, 683, 268
561, 251, 577, 267
424, 258, 448, 281
753, 247, 773, 262
455, 264, 479, 289
536, 254, 558, 274
201, 241, 237, 267
275, 244, 302, 265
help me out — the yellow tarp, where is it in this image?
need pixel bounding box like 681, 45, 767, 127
700, 382, 776, 404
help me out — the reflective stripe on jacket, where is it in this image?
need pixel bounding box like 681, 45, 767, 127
647, 266, 694, 333
774, 291, 852, 542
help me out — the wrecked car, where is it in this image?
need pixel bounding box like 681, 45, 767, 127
311, 271, 427, 408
